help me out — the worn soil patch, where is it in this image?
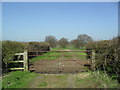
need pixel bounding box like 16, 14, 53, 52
27, 72, 91, 88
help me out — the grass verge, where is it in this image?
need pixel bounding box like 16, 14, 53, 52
75, 71, 119, 88
2, 71, 37, 88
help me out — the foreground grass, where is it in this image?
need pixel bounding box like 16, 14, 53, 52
75, 71, 119, 88
2, 71, 119, 88
2, 71, 36, 88
30, 71, 120, 88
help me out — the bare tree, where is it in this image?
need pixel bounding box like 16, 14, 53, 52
45, 35, 57, 48
77, 34, 93, 47
58, 38, 69, 48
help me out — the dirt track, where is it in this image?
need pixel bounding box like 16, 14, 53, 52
27, 72, 92, 88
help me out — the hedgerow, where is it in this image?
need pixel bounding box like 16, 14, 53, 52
86, 37, 120, 82
27, 42, 50, 51
2, 41, 25, 64
2, 41, 25, 72
2, 41, 50, 73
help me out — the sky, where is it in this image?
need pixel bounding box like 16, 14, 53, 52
2, 2, 118, 42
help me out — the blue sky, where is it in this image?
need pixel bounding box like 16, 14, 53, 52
2, 2, 118, 42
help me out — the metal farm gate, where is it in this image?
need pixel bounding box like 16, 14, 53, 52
28, 50, 95, 74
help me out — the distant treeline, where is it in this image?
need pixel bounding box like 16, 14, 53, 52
44, 34, 93, 48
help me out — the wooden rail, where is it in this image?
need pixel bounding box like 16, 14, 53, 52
28, 50, 92, 52
28, 55, 91, 56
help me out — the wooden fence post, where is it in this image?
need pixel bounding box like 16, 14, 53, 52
92, 50, 95, 71
23, 50, 28, 71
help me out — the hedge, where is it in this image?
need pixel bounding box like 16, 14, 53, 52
2, 41, 25, 72
2, 41, 50, 73
27, 42, 50, 51
86, 37, 120, 82
2, 41, 25, 64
